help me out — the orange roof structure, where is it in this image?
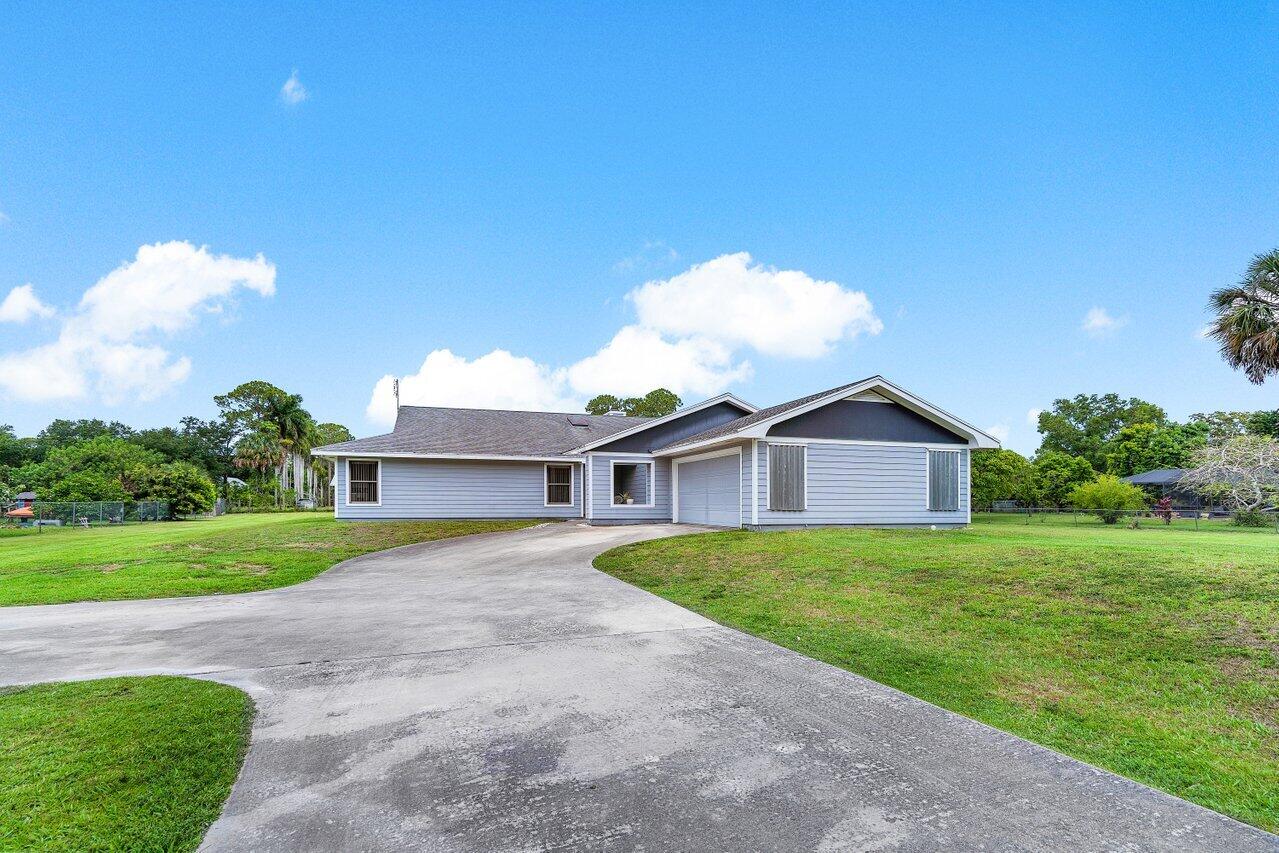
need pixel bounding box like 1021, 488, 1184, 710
4, 506, 34, 518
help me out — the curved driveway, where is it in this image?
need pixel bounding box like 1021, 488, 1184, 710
2, 522, 1274, 851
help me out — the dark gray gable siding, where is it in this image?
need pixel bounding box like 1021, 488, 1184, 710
591, 402, 753, 453
766, 401, 966, 444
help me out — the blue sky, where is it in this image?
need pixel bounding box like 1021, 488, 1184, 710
1, 2, 1276, 454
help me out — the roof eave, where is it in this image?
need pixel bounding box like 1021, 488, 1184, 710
311, 450, 585, 463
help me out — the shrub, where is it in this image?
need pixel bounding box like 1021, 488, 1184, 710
1231, 509, 1271, 528
1068, 475, 1148, 524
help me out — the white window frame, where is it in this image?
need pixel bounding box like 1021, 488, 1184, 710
346, 458, 382, 506
765, 442, 807, 512
925, 448, 962, 511
544, 463, 574, 507
609, 459, 655, 508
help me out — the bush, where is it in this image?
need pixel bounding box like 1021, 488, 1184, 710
1068, 475, 1148, 524
139, 462, 216, 517
1231, 509, 1271, 528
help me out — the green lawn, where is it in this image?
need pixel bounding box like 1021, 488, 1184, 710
0, 513, 541, 606
595, 512, 1279, 831
0, 676, 252, 851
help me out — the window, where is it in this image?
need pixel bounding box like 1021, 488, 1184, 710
768, 444, 806, 511
927, 450, 960, 511
348, 459, 380, 504
611, 461, 654, 506
545, 464, 572, 506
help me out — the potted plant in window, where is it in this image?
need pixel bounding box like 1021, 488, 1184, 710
615, 491, 633, 505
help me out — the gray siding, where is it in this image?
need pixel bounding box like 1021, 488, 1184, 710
333, 457, 582, 520
588, 454, 672, 523
748, 441, 969, 526
591, 402, 751, 453
767, 400, 966, 444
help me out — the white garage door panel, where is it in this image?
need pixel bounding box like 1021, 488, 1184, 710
677, 454, 740, 527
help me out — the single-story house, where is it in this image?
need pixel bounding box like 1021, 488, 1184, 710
313, 375, 1000, 529
1120, 468, 1204, 508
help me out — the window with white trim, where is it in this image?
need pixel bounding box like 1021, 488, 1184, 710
348, 460, 380, 504
546, 464, 572, 506
768, 444, 806, 511
611, 461, 654, 506
927, 450, 960, 511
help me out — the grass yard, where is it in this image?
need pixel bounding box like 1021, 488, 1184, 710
0, 513, 541, 606
0, 676, 251, 851
596, 512, 1279, 831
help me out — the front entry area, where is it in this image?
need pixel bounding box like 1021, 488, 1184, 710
674, 451, 741, 527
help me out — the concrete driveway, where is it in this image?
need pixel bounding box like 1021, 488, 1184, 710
2, 522, 1274, 851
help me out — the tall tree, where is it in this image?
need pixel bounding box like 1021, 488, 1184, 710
971, 449, 1035, 509
1207, 248, 1279, 384
1104, 422, 1208, 477
1036, 394, 1166, 470
1032, 451, 1097, 507
1189, 411, 1253, 442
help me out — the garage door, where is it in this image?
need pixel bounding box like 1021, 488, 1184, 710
676, 454, 741, 527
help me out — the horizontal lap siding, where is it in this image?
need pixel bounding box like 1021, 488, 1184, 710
753, 441, 968, 526
589, 454, 672, 522
333, 457, 581, 520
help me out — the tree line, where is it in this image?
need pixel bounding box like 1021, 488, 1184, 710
974, 393, 1279, 520
0, 380, 351, 517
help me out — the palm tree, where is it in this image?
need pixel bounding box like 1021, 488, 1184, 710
263, 394, 314, 502
234, 431, 283, 504
1209, 249, 1279, 384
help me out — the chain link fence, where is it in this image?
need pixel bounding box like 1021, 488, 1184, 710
983, 504, 1279, 532
6, 500, 170, 527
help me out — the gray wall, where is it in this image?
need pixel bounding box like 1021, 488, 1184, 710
591, 402, 750, 453
767, 401, 966, 444
333, 457, 582, 520
745, 441, 969, 526
587, 453, 672, 523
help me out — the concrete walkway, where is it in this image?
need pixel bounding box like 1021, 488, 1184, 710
2, 522, 1274, 851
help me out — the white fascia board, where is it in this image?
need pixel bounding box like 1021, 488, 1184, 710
311, 450, 585, 463
568, 393, 758, 454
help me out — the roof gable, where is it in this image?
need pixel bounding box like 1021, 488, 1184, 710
655, 377, 1000, 453
571, 393, 757, 453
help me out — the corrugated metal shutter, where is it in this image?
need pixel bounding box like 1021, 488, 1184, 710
928, 450, 959, 511
769, 444, 806, 511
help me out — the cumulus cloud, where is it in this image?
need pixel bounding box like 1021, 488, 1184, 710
0, 284, 55, 323
280, 69, 308, 105
367, 252, 879, 426
1081, 306, 1126, 337
1026, 408, 1043, 427
566, 325, 751, 398
366, 349, 579, 426
628, 252, 882, 358
985, 423, 1011, 444
0, 241, 275, 403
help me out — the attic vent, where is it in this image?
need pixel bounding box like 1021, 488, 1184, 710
567, 415, 591, 427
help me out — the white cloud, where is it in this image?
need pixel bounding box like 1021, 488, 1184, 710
366, 349, 579, 426
1081, 306, 1126, 337
367, 252, 880, 426
985, 423, 1010, 444
280, 69, 308, 105
566, 325, 751, 399
0, 241, 275, 404
0, 209, 9, 225
1026, 408, 1042, 427
0, 284, 55, 323
628, 252, 882, 358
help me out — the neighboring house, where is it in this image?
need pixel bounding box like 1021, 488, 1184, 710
313, 376, 1000, 529
1120, 468, 1205, 508
12, 491, 36, 509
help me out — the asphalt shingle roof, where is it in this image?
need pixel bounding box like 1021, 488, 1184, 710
655, 379, 871, 451
313, 406, 652, 458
